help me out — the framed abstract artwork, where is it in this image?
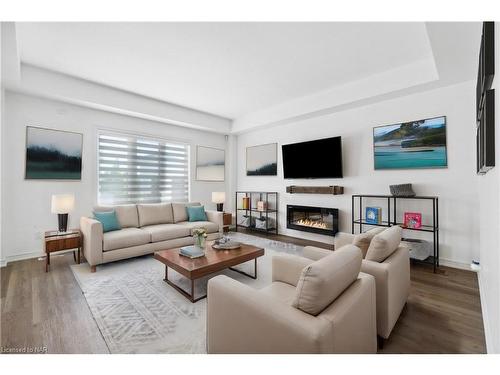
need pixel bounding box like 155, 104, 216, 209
373, 116, 447, 170
25, 126, 83, 180
246, 143, 277, 176
196, 145, 225, 181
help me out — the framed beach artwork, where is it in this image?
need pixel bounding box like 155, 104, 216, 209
196, 145, 225, 181
373, 116, 447, 170
25, 126, 83, 180
246, 143, 278, 176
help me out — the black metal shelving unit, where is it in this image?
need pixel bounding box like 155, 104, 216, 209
235, 191, 278, 235
351, 194, 439, 272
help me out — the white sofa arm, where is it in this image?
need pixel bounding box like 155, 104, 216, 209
207, 275, 333, 353
272, 255, 313, 287
80, 216, 103, 269
205, 210, 223, 233
361, 246, 410, 338
335, 232, 355, 249
302, 246, 332, 261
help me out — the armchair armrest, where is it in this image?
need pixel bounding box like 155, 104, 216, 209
205, 210, 223, 234
335, 232, 355, 249
272, 255, 313, 286
361, 246, 410, 338
80, 216, 103, 267
302, 246, 332, 261
207, 275, 333, 353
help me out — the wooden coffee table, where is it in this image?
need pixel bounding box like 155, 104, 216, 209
154, 242, 265, 302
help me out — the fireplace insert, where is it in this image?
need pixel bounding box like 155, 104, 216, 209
287, 205, 338, 236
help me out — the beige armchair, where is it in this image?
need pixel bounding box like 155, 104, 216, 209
207, 245, 377, 354
303, 226, 410, 340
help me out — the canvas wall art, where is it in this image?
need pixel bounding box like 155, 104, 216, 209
246, 143, 277, 176
373, 116, 447, 170
25, 126, 83, 180
196, 146, 225, 181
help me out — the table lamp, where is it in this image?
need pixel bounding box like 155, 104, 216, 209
51, 194, 75, 233
212, 192, 225, 212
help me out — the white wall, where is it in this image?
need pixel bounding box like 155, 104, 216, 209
237, 80, 479, 268
477, 22, 500, 354
1, 92, 228, 263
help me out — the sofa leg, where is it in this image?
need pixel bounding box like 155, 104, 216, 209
90, 265, 96, 273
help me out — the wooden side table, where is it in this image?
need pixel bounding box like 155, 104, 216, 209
223, 212, 232, 233
44, 229, 82, 272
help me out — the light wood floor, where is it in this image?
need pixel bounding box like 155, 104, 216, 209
1, 236, 486, 354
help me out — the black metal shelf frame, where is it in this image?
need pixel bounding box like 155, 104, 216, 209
235, 191, 279, 235
351, 194, 439, 272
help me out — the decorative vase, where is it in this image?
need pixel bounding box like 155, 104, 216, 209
194, 234, 206, 249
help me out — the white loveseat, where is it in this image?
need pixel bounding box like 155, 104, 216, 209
80, 202, 223, 272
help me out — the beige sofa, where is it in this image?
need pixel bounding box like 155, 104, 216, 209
207, 245, 377, 354
303, 226, 410, 341
80, 202, 223, 272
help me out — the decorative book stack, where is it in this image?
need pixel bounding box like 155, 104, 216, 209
179, 245, 205, 259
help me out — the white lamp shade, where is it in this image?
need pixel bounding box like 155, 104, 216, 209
211, 192, 226, 204
51, 194, 75, 214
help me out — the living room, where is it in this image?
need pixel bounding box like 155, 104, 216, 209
1, 0, 500, 372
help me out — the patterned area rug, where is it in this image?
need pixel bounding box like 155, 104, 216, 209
71, 232, 304, 353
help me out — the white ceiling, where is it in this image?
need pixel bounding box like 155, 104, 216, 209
16, 22, 439, 119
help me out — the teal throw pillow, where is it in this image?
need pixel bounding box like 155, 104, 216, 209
187, 205, 207, 222
93, 210, 122, 232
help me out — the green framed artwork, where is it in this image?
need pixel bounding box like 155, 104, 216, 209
373, 116, 447, 170
25, 126, 83, 180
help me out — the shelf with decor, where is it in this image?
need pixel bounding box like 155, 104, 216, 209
351, 194, 439, 272
235, 191, 278, 235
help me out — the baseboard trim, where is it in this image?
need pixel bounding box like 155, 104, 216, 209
438, 258, 471, 271
477, 271, 493, 353
5, 251, 45, 265
0, 259, 6, 268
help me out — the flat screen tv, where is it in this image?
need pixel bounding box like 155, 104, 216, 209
282, 136, 343, 179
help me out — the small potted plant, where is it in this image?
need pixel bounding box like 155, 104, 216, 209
193, 228, 208, 249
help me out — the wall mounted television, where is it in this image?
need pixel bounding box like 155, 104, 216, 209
282, 136, 343, 179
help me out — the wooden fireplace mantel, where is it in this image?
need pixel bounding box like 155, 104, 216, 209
286, 185, 344, 195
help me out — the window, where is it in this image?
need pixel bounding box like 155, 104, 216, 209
98, 132, 189, 205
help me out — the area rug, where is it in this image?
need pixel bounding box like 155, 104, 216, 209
70, 232, 304, 353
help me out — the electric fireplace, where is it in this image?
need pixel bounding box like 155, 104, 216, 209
287, 205, 338, 236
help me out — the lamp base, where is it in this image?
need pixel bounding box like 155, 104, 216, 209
58, 213, 69, 233
216, 203, 224, 212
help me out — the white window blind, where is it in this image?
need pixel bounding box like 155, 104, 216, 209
98, 132, 189, 205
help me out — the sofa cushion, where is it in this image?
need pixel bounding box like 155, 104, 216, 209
177, 221, 219, 234
93, 204, 139, 228
352, 227, 386, 258
260, 282, 297, 306
172, 202, 201, 223
292, 245, 362, 316
93, 210, 121, 233
187, 205, 208, 222
103, 228, 151, 251
365, 225, 402, 262
140, 224, 191, 242
137, 203, 174, 227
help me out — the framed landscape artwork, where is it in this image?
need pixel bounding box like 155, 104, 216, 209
373, 116, 447, 170
246, 143, 278, 176
25, 126, 83, 180
196, 146, 225, 181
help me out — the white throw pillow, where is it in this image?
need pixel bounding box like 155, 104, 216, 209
365, 225, 402, 262
292, 245, 362, 316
